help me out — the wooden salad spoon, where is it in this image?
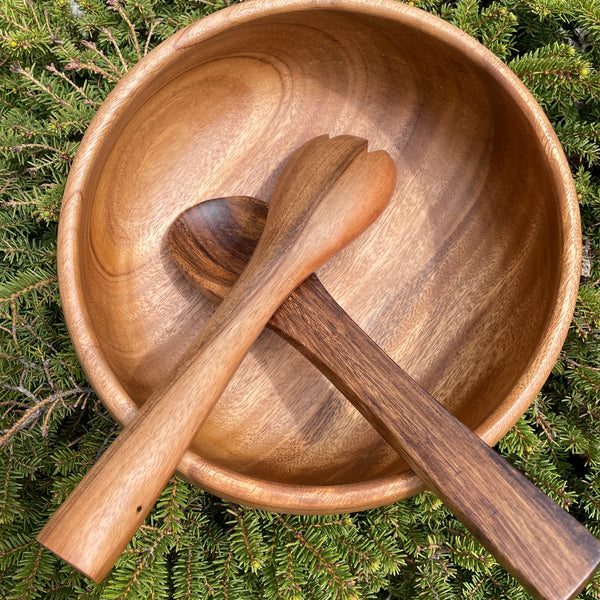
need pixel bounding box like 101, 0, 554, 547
169, 195, 600, 600
37, 135, 397, 583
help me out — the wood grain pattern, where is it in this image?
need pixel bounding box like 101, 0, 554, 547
56, 0, 581, 514
170, 195, 600, 600
37, 135, 396, 582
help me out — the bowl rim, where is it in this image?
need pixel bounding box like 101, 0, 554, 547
57, 0, 581, 513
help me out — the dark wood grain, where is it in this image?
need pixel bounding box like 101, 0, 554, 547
37, 135, 396, 582
170, 196, 600, 600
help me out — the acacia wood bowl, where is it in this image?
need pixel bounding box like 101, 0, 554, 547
58, 0, 581, 514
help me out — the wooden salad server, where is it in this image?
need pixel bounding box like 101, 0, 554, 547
169, 195, 600, 600
37, 135, 397, 583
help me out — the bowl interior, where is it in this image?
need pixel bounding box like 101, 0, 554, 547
66, 3, 574, 512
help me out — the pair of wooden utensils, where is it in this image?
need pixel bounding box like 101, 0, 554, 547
39, 135, 600, 600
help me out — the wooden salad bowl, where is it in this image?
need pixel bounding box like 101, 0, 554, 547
58, 0, 581, 514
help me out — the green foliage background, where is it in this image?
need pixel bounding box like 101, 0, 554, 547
1, 0, 600, 598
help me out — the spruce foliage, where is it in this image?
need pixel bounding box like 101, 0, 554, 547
1, 1, 600, 598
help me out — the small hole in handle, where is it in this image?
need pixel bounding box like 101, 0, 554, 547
137, 506, 142, 512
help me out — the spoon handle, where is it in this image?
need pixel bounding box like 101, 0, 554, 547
271, 276, 600, 600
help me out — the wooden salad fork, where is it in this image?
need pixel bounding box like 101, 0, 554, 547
37, 135, 396, 583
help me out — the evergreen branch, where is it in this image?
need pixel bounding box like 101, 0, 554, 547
265, 527, 304, 599
306, 518, 350, 529
24, 0, 41, 31
9, 63, 73, 108
1, 452, 15, 518
0, 11, 29, 33
49, 118, 89, 132
523, 467, 574, 508
0, 177, 14, 197
376, 504, 409, 544
337, 536, 372, 574
144, 18, 162, 56
229, 506, 259, 571
2, 143, 64, 154
163, 478, 181, 536
0, 276, 56, 305
365, 530, 400, 567
2, 384, 36, 405
0, 540, 36, 562
10, 454, 39, 473
42, 8, 52, 38
19, 322, 62, 358
569, 363, 600, 394
23, 157, 61, 174
274, 515, 355, 594
515, 63, 586, 79
10, 62, 73, 108
586, 576, 600, 598
92, 423, 119, 461
183, 546, 193, 600
484, 23, 513, 50
0, 325, 17, 350
474, 7, 514, 32
0, 385, 93, 445
574, 0, 600, 35
532, 403, 559, 445
10, 545, 42, 600
8, 301, 17, 348
283, 543, 302, 598
45, 63, 101, 107
564, 355, 600, 374
107, 0, 142, 61
447, 541, 494, 571
482, 572, 516, 600
81, 38, 125, 78
100, 26, 131, 72
65, 54, 121, 83
40, 394, 60, 436
465, 576, 487, 599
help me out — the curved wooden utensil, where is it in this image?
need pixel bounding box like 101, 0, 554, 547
37, 135, 396, 583
169, 195, 600, 600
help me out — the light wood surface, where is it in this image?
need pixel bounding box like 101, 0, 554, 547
170, 196, 600, 600
56, 0, 581, 515
38, 136, 396, 582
